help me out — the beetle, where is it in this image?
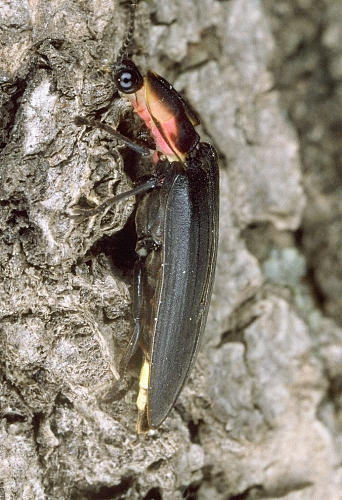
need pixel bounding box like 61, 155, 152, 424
75, 0, 219, 432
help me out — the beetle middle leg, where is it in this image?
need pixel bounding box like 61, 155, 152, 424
71, 177, 160, 218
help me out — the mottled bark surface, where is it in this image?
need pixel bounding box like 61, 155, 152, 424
0, 0, 341, 498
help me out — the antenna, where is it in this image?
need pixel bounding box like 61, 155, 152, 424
116, 0, 138, 65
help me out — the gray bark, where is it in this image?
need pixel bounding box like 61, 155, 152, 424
0, 0, 341, 498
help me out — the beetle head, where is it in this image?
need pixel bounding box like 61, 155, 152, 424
114, 60, 144, 94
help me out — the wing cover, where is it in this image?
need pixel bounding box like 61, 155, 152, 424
148, 144, 219, 427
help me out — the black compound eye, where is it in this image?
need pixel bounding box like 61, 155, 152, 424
115, 63, 144, 94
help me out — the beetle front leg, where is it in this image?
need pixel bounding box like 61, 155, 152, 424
74, 116, 151, 156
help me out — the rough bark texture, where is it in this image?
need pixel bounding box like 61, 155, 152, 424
1, 0, 341, 498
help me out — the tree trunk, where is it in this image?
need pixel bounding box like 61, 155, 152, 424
1, 0, 341, 498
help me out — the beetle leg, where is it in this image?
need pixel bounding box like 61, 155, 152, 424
119, 250, 153, 433
118, 257, 144, 375
118, 251, 153, 434
71, 177, 160, 217
74, 116, 151, 156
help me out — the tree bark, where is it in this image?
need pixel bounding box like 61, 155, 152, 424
1, 0, 341, 498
